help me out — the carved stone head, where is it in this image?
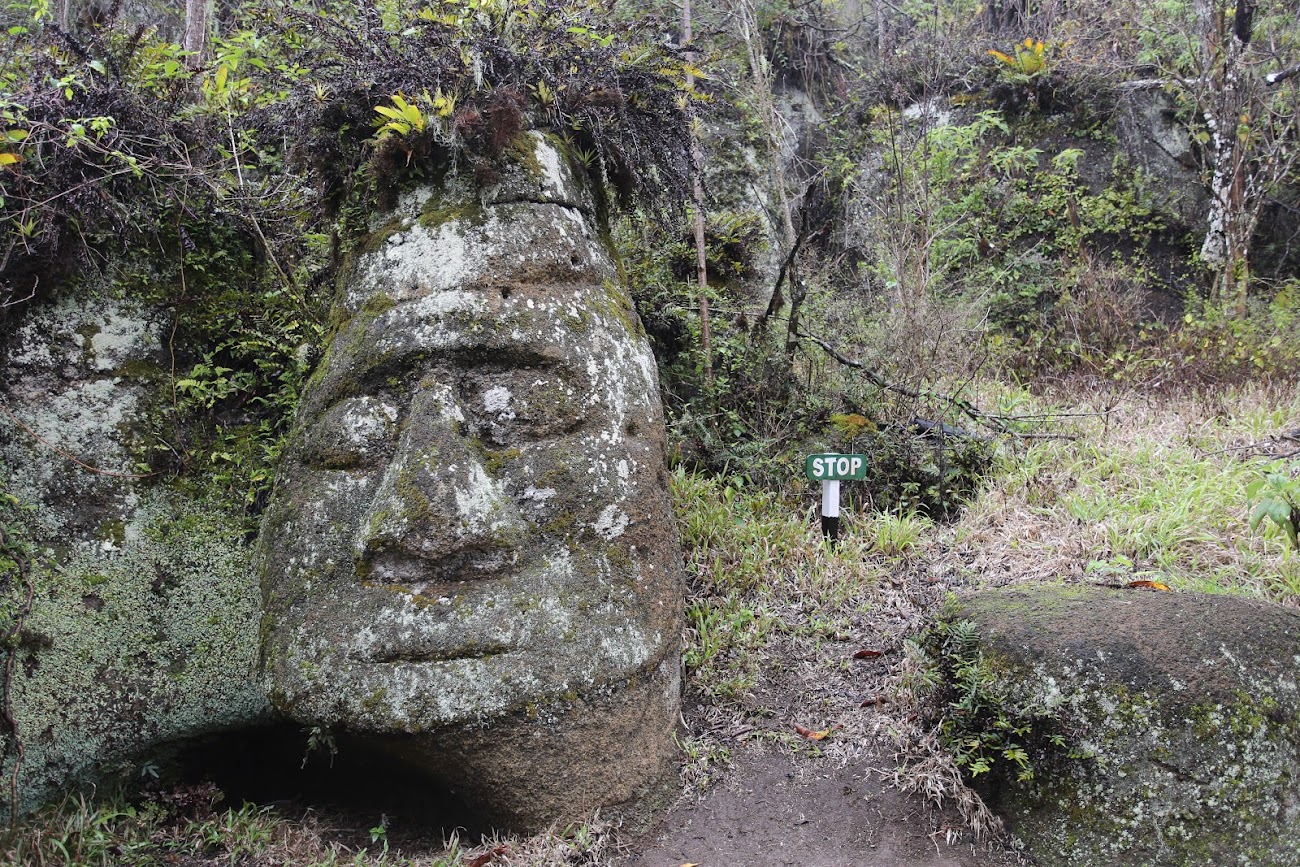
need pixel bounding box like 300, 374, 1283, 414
256, 133, 682, 829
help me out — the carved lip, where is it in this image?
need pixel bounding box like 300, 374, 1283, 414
361, 640, 514, 665
348, 543, 549, 664
360, 545, 523, 586
351, 553, 528, 665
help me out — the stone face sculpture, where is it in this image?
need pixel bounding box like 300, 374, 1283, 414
257, 133, 684, 830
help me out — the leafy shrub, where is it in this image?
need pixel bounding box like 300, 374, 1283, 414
1167, 286, 1300, 384
1249, 466, 1300, 552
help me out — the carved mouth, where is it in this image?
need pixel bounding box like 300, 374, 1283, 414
363, 641, 513, 665
352, 551, 526, 665
360, 546, 520, 586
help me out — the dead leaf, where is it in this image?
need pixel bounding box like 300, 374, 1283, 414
1126, 580, 1172, 591
860, 694, 887, 707
794, 723, 833, 741
852, 648, 884, 659
679, 863, 700, 867
463, 846, 509, 867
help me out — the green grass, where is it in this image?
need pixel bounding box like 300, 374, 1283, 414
671, 466, 915, 702
949, 383, 1300, 600
0, 793, 419, 867
0, 783, 623, 866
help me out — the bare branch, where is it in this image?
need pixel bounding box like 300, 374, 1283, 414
797, 331, 1078, 440
1266, 64, 1300, 86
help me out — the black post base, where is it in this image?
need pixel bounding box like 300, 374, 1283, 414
820, 515, 839, 545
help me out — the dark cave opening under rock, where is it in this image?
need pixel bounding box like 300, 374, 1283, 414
166, 724, 495, 842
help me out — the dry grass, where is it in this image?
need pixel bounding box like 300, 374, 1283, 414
0, 790, 622, 867
939, 380, 1300, 600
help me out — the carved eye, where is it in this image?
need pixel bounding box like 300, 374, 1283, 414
459, 365, 589, 446
301, 396, 400, 469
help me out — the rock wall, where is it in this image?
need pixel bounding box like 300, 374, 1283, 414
0, 296, 270, 814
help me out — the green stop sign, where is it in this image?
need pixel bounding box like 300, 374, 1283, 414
805, 453, 867, 481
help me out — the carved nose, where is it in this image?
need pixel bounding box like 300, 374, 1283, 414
353, 425, 527, 586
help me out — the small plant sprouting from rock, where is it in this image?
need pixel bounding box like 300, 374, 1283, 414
301, 725, 337, 769
905, 611, 1086, 785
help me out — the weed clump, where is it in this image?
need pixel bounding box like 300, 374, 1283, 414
903, 613, 1085, 786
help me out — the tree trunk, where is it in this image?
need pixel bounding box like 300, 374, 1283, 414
183, 0, 211, 61
683, 0, 713, 393
1198, 0, 1256, 312
732, 0, 801, 352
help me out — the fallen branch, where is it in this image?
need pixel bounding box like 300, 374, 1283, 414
0, 404, 157, 480
755, 225, 807, 334
1266, 64, 1300, 86
796, 330, 1078, 440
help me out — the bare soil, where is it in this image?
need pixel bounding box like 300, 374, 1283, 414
610, 592, 1021, 867
615, 742, 1017, 867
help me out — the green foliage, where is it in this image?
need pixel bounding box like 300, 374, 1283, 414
867, 102, 1180, 378
987, 38, 1049, 81
868, 510, 931, 557
683, 592, 772, 700
619, 207, 810, 481
907, 613, 1086, 783
675, 469, 809, 594
833, 418, 996, 518
0, 790, 421, 866
1249, 467, 1300, 552
1168, 287, 1300, 383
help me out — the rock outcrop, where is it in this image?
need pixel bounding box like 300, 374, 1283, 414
957, 585, 1300, 867
1115, 88, 1209, 228
0, 296, 270, 814
257, 132, 685, 831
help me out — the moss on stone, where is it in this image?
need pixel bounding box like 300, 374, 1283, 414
1, 491, 271, 814
956, 586, 1300, 866
418, 196, 487, 231
482, 447, 521, 477
506, 133, 545, 181
358, 218, 406, 256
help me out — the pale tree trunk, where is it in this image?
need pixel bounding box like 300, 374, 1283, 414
683, 0, 713, 393
875, 0, 886, 56
1197, 0, 1259, 314
731, 0, 802, 351
183, 0, 212, 61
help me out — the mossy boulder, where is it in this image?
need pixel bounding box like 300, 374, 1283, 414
958, 584, 1300, 867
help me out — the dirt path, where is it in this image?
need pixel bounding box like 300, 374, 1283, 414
600, 550, 1022, 867
616, 744, 1014, 867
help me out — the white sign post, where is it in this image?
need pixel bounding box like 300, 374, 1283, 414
805, 454, 867, 544
821, 479, 841, 542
